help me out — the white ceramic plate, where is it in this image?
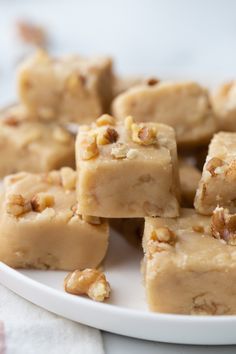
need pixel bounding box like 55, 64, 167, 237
1, 227, 236, 345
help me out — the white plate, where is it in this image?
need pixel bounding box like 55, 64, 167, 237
1, 227, 236, 345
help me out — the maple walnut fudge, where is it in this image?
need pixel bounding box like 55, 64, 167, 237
179, 162, 201, 207
0, 169, 108, 270
18, 51, 113, 123
76, 115, 180, 218
211, 81, 236, 131
143, 208, 236, 315
112, 81, 216, 147
0, 105, 75, 177
194, 132, 236, 215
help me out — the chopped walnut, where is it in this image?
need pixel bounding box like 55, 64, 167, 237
211, 207, 236, 245
44, 171, 61, 185
226, 160, 236, 181
81, 215, 102, 225
146, 77, 159, 86
96, 114, 115, 126
97, 127, 119, 145
36, 207, 56, 221
151, 227, 176, 245
6, 194, 32, 216
79, 135, 99, 160
16, 20, 47, 47
31, 193, 54, 212
3, 116, 20, 127
60, 167, 76, 190
205, 157, 224, 176
132, 124, 157, 145
53, 126, 71, 143
192, 225, 205, 233
111, 143, 129, 159
64, 268, 111, 302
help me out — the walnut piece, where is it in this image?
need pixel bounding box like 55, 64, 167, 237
132, 124, 157, 145
79, 135, 99, 160
146, 77, 160, 86
111, 143, 129, 159
151, 227, 176, 245
96, 114, 115, 126
60, 167, 76, 190
205, 157, 224, 176
31, 192, 55, 212
97, 127, 119, 145
3, 116, 21, 127
64, 269, 111, 302
16, 20, 47, 47
6, 194, 32, 216
211, 207, 236, 245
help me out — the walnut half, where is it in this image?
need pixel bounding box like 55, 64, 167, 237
6, 194, 32, 216
64, 269, 111, 302
211, 207, 236, 245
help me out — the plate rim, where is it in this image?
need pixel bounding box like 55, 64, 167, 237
2, 261, 236, 345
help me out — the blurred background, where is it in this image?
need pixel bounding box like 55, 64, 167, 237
1, 0, 236, 105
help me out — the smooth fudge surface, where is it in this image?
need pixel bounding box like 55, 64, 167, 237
211, 81, 236, 131
112, 81, 216, 147
76, 115, 180, 218
143, 208, 236, 315
18, 50, 113, 123
0, 105, 75, 177
195, 132, 236, 215
0, 170, 108, 270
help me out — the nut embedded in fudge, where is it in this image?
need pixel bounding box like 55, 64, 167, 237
76, 114, 180, 218
0, 104, 75, 177
142, 208, 236, 315
18, 50, 113, 123
194, 132, 236, 215
0, 169, 109, 270
112, 81, 216, 148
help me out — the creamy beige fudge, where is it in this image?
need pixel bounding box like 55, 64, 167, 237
76, 115, 180, 218
112, 81, 216, 147
211, 81, 236, 131
0, 105, 75, 178
113, 75, 159, 97
18, 50, 113, 123
143, 208, 236, 315
0, 169, 108, 270
195, 132, 236, 215
179, 162, 201, 207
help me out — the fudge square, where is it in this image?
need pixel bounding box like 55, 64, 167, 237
143, 208, 236, 315
0, 105, 75, 178
211, 81, 236, 131
18, 50, 113, 123
0, 169, 108, 270
194, 132, 236, 215
76, 115, 180, 218
112, 81, 216, 148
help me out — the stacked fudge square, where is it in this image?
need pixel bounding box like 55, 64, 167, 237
3, 50, 236, 312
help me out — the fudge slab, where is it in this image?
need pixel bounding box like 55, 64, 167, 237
179, 162, 201, 207
143, 208, 236, 315
211, 81, 236, 131
0, 169, 108, 270
195, 132, 236, 215
112, 81, 216, 148
18, 51, 113, 123
0, 105, 75, 177
76, 115, 180, 218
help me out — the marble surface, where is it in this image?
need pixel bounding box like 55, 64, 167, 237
1, 0, 236, 351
